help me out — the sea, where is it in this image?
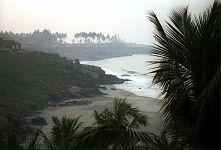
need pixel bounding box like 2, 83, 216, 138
81, 54, 161, 98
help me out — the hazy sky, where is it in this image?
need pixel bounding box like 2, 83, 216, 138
0, 0, 213, 44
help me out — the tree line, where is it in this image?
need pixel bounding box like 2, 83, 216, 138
73, 32, 122, 44
0, 30, 123, 45
0, 0, 220, 149
0, 29, 67, 44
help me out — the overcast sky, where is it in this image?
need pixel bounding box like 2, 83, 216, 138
0, 0, 213, 44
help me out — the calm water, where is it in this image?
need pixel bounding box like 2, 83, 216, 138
82, 54, 161, 98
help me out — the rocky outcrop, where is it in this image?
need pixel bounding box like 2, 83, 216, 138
31, 117, 47, 126
47, 63, 128, 104
79, 64, 128, 84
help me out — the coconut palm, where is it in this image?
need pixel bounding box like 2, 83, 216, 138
80, 98, 153, 150
148, 0, 220, 149
148, 131, 184, 150
4, 116, 83, 150
49, 116, 83, 150
21, 129, 46, 150
0, 127, 46, 150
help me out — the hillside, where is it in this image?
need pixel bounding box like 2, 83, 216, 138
0, 30, 151, 61
0, 50, 125, 115
23, 42, 151, 60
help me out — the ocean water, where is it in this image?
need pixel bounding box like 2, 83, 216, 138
81, 54, 161, 98
41, 54, 163, 134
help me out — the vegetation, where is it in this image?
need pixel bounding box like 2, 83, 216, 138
0, 98, 178, 150
0, 48, 125, 132
148, 0, 220, 149
0, 1, 220, 150
0, 29, 67, 44
0, 29, 149, 61
0, 30, 122, 45
0, 37, 21, 49
80, 98, 149, 150
49, 116, 82, 150
73, 32, 121, 44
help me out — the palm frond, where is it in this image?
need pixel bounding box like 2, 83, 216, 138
148, 0, 220, 147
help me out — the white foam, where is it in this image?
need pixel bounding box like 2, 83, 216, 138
81, 54, 161, 98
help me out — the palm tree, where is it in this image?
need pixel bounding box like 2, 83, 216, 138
148, 131, 184, 150
1, 116, 83, 150
50, 116, 82, 150
0, 127, 46, 150
21, 129, 45, 150
148, 0, 220, 149
80, 98, 153, 150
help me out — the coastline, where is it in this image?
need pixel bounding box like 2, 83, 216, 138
40, 85, 163, 135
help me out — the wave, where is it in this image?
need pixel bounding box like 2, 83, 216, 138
81, 54, 161, 98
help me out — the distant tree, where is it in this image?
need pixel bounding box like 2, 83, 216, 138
73, 32, 122, 44
0, 29, 67, 45
106, 34, 110, 42
101, 34, 105, 42
72, 38, 75, 44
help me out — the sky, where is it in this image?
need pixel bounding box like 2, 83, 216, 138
0, 0, 214, 44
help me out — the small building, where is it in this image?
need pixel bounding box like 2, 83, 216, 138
74, 58, 80, 65
0, 38, 21, 50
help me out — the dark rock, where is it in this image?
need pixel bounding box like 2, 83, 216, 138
74, 58, 80, 65
79, 88, 102, 97
47, 64, 128, 105
121, 74, 130, 77
110, 87, 117, 90
31, 117, 47, 126
127, 71, 138, 74
58, 99, 92, 106
99, 86, 107, 90
102, 74, 129, 84
0, 116, 9, 130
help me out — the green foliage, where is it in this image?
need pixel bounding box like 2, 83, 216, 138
74, 32, 121, 43
0, 98, 190, 150
0, 51, 67, 113
94, 98, 147, 128
148, 0, 220, 148
50, 116, 82, 150
79, 98, 153, 150
0, 50, 110, 115
0, 127, 43, 150
0, 29, 67, 44
0, 1, 220, 149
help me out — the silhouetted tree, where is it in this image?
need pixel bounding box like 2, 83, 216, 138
80, 98, 152, 150
148, 0, 220, 149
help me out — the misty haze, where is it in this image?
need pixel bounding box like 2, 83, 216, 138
0, 0, 220, 150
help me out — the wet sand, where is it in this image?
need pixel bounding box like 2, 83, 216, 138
41, 85, 163, 134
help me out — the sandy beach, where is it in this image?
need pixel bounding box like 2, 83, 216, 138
40, 85, 163, 135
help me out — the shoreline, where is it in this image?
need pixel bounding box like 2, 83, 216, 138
40, 85, 163, 134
